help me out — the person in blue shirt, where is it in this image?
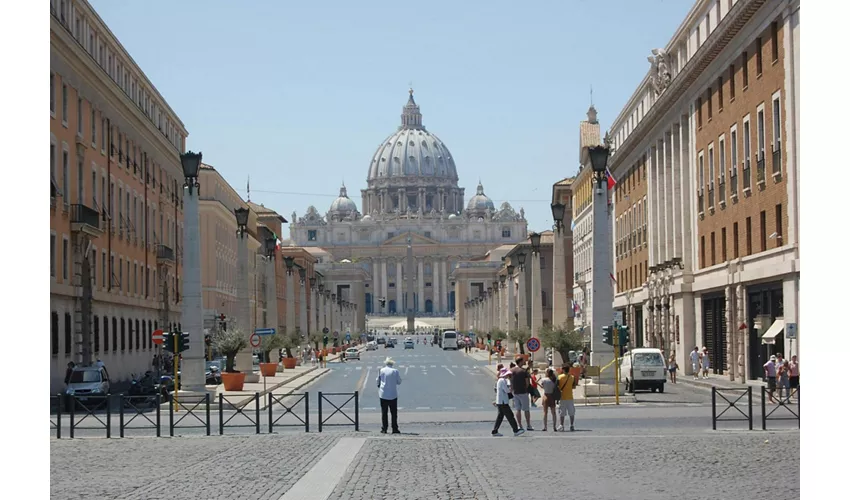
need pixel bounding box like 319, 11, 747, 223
377, 357, 402, 434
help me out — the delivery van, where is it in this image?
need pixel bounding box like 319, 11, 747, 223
620, 348, 666, 393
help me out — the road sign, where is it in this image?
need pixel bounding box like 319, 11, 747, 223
249, 333, 261, 348
527, 337, 541, 352
786, 323, 797, 339
333, 331, 339, 339
613, 310, 624, 326
255, 328, 276, 336
322, 327, 329, 334
152, 329, 164, 345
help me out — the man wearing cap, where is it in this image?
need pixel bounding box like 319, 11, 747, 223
492, 368, 524, 437
763, 355, 778, 404
689, 347, 701, 380
377, 357, 402, 434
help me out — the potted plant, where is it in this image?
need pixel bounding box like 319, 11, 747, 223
212, 327, 249, 391
259, 333, 286, 377
280, 330, 300, 369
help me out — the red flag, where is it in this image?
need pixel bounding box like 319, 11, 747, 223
606, 168, 617, 190
609, 273, 618, 284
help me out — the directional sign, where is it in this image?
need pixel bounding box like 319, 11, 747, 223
255, 328, 276, 336
152, 329, 164, 345
527, 337, 541, 353
249, 333, 261, 348
786, 323, 797, 339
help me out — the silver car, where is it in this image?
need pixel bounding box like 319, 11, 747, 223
64, 366, 111, 401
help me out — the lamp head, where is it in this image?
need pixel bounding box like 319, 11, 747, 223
550, 202, 565, 223
588, 145, 610, 173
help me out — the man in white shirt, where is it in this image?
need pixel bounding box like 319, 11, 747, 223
689, 347, 700, 380
377, 357, 402, 434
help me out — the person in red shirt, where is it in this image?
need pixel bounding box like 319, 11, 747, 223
529, 368, 541, 407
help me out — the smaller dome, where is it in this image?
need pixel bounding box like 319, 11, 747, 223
466, 182, 495, 212
361, 214, 372, 221
448, 213, 458, 220
329, 184, 358, 216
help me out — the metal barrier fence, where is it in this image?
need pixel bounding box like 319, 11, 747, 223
318, 391, 359, 432
51, 395, 62, 439
119, 394, 162, 437
169, 394, 211, 436
69, 394, 112, 438
762, 386, 799, 430
219, 393, 261, 435
711, 387, 753, 430
268, 392, 309, 433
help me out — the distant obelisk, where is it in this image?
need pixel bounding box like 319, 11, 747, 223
406, 233, 415, 334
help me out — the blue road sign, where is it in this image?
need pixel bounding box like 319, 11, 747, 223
255, 328, 276, 336
526, 337, 541, 352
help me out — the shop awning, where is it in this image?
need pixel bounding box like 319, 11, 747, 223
761, 319, 785, 344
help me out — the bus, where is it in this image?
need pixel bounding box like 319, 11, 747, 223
441, 330, 458, 350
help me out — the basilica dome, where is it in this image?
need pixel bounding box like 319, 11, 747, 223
467, 182, 495, 213
328, 185, 357, 219
366, 89, 459, 186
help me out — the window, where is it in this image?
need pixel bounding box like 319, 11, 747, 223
743, 118, 751, 190
50, 73, 55, 114
104, 316, 110, 352
135, 320, 140, 350
698, 152, 705, 213
700, 235, 706, 269
94, 316, 100, 353
706, 11, 711, 33
772, 93, 782, 174
77, 97, 83, 134
730, 126, 739, 196
707, 88, 712, 120
92, 250, 96, 286
721, 227, 727, 262
91, 109, 97, 146
424, 231, 431, 239
59, 312, 73, 358
719, 136, 726, 202
62, 83, 68, 124
386, 232, 394, 240
542, 290, 548, 308
733, 222, 739, 258
50, 234, 56, 277
128, 320, 133, 351
771, 22, 779, 62
102, 250, 106, 288
757, 107, 766, 160
697, 97, 703, 128
775, 203, 784, 248
710, 232, 716, 266
307, 230, 317, 241
62, 150, 69, 205
62, 238, 68, 280
92, 169, 97, 207
742, 52, 749, 87
696, 26, 701, 47
708, 145, 715, 208
502, 228, 511, 238
745, 217, 752, 255
756, 37, 763, 75
121, 318, 126, 351
729, 64, 736, 99
760, 211, 767, 251
51, 312, 59, 355
717, 77, 724, 109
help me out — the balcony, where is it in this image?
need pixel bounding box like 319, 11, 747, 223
742, 162, 752, 193
698, 192, 705, 218
772, 145, 782, 176
708, 186, 715, 213
730, 173, 738, 201
70, 204, 103, 237
156, 244, 175, 265
756, 156, 766, 187
719, 181, 726, 207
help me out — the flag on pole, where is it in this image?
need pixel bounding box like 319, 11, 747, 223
273, 231, 282, 250
609, 272, 618, 285
606, 168, 617, 190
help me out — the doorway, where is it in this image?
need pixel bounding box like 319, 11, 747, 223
747, 282, 784, 380
702, 294, 727, 374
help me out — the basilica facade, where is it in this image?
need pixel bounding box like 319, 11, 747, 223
289, 90, 528, 315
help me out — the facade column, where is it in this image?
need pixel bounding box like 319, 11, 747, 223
507, 274, 515, 332
299, 272, 308, 338
517, 265, 528, 330
396, 260, 403, 312
417, 258, 425, 313
552, 225, 568, 329
725, 285, 736, 381
531, 252, 543, 337
235, 228, 254, 374
286, 269, 296, 338
736, 283, 747, 383
180, 182, 205, 391
433, 258, 441, 314
380, 258, 388, 311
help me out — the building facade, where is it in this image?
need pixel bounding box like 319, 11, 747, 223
50, 0, 188, 392
289, 90, 529, 318
607, 0, 800, 382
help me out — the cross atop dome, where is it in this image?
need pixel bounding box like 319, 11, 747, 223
401, 88, 424, 130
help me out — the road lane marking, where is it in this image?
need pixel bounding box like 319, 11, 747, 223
431, 365, 437, 368
359, 367, 371, 393
444, 366, 456, 376
452, 365, 458, 368
443, 406, 456, 410
404, 366, 409, 376
280, 437, 366, 500
415, 407, 430, 410
470, 406, 484, 409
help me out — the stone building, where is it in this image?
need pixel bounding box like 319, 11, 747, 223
289, 89, 529, 317
607, 0, 800, 382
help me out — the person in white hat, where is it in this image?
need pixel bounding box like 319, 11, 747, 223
377, 357, 402, 434
492, 368, 524, 437
763, 354, 778, 404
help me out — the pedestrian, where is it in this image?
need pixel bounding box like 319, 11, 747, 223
789, 354, 799, 398
764, 354, 778, 404
530, 368, 541, 407
95, 358, 105, 369
539, 368, 558, 431
510, 357, 533, 431
557, 364, 578, 431
64, 361, 76, 384
668, 354, 678, 384
778, 360, 791, 402
579, 347, 589, 379
689, 347, 700, 380
701, 347, 711, 379
377, 357, 402, 434
492, 368, 524, 437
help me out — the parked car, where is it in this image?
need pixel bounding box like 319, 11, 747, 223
404, 339, 415, 350
345, 347, 360, 360
377, 338, 386, 345
64, 366, 111, 402
367, 341, 378, 351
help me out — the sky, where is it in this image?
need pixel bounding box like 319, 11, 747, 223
90, 0, 694, 235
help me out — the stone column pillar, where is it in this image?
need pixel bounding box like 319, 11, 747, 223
235, 231, 254, 375
552, 226, 568, 329
265, 257, 278, 334
380, 259, 388, 311
507, 274, 515, 332
725, 284, 735, 381
396, 260, 403, 312
531, 252, 543, 338
433, 258, 441, 314
517, 265, 528, 330
417, 258, 425, 313
286, 270, 296, 339
736, 283, 747, 383
180, 183, 205, 391
299, 275, 308, 339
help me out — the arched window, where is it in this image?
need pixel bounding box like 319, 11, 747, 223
93, 315, 100, 353
120, 319, 126, 351
112, 317, 118, 351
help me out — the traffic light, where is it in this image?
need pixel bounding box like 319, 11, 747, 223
487, 333, 492, 341
323, 335, 329, 347
618, 326, 630, 346
179, 332, 190, 353
205, 334, 212, 346
602, 326, 613, 346
164, 332, 175, 353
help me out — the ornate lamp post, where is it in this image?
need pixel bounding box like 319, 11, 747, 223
233, 206, 255, 377
551, 202, 569, 329
283, 256, 296, 338
529, 232, 543, 340
588, 144, 615, 367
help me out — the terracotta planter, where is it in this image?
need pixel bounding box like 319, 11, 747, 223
282, 357, 297, 369
259, 362, 277, 377
221, 372, 246, 391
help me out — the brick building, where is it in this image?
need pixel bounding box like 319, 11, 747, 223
607, 0, 800, 382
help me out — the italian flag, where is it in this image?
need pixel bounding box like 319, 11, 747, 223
273, 232, 282, 251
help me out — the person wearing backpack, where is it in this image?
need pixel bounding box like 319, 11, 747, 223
556, 364, 578, 431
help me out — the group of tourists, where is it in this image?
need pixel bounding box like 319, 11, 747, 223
764, 352, 798, 404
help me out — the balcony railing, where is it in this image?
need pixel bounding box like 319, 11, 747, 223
772, 145, 782, 175
70, 204, 101, 231
708, 186, 715, 210
743, 162, 751, 190
756, 156, 766, 184
156, 244, 175, 262
719, 180, 726, 203
730, 172, 738, 197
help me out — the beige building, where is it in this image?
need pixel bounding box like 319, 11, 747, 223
50, 0, 188, 392
607, 0, 800, 382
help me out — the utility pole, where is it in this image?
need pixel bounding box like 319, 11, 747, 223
613, 323, 620, 405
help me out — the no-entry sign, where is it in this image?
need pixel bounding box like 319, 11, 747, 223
152, 329, 164, 345
249, 333, 261, 348
526, 337, 541, 353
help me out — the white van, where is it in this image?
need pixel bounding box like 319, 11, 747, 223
441, 330, 458, 350
620, 348, 666, 393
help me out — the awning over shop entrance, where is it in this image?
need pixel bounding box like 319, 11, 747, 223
761, 319, 785, 344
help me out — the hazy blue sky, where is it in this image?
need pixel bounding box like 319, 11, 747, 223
90, 0, 693, 234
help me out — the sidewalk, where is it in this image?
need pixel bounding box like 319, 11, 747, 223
675, 372, 767, 392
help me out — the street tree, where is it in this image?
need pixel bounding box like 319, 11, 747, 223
508, 327, 531, 354
538, 324, 584, 365
212, 327, 248, 373
259, 333, 287, 363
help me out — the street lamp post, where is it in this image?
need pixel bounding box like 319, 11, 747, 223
516, 252, 527, 330
283, 256, 296, 339
506, 265, 515, 332
588, 144, 615, 367
234, 207, 255, 378
551, 202, 569, 329
529, 232, 543, 340
178, 151, 206, 392
264, 237, 279, 361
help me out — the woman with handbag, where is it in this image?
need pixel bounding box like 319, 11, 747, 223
539, 368, 558, 431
